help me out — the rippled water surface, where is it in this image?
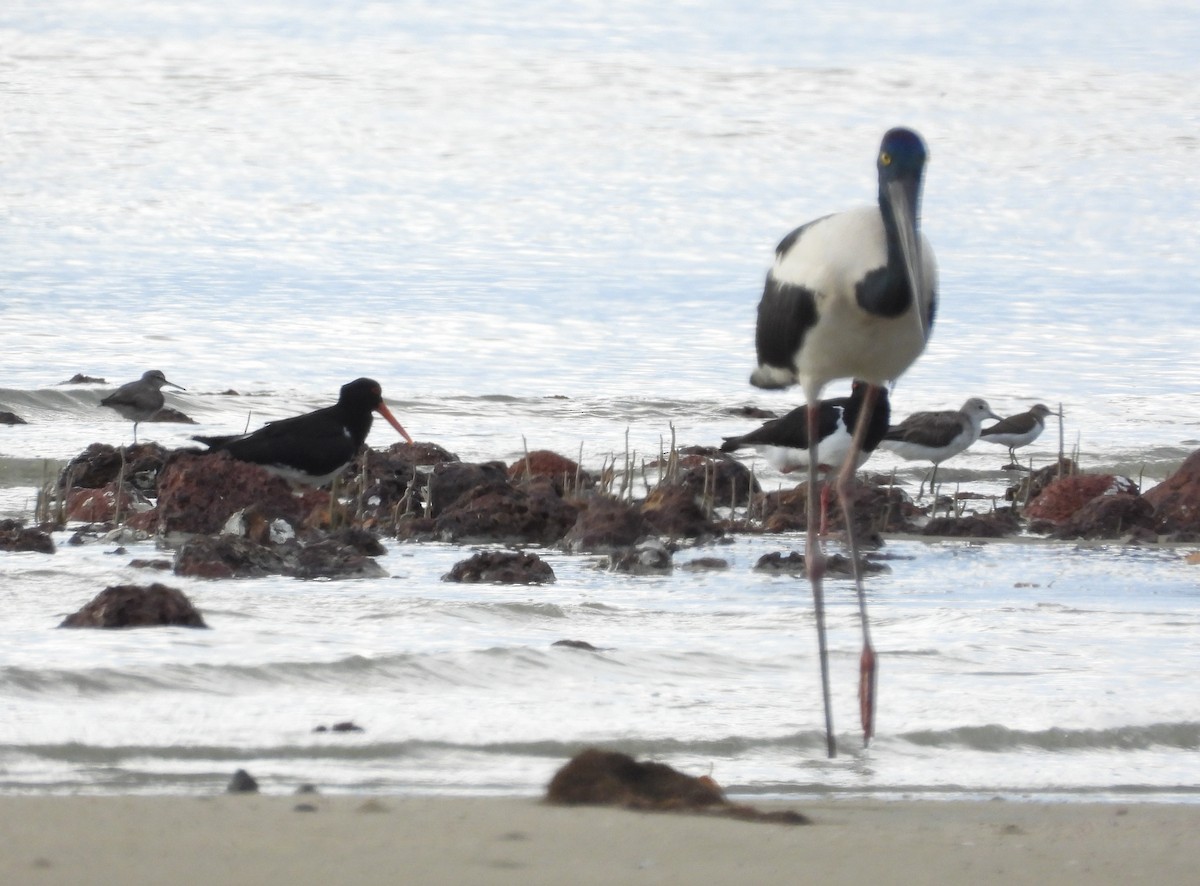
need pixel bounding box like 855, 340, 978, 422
2, 0, 1199, 799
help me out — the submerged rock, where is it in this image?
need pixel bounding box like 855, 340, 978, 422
173, 533, 386, 580
443, 550, 556, 584
0, 519, 55, 554
922, 509, 1021, 538
59, 582, 207, 628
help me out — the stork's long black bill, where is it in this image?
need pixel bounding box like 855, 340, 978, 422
887, 179, 926, 339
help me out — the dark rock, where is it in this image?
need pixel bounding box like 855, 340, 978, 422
173, 533, 386, 580
508, 449, 594, 495
59, 442, 170, 492
0, 410, 26, 425
753, 550, 889, 577
1143, 449, 1200, 533
1026, 473, 1139, 524
0, 519, 55, 554
1050, 493, 1156, 540
562, 497, 652, 553
680, 557, 729, 571
328, 526, 387, 557
59, 582, 207, 628
154, 450, 310, 535
425, 461, 510, 518
670, 448, 761, 510
60, 374, 106, 384
443, 550, 556, 584
546, 748, 808, 825
427, 476, 580, 545
640, 484, 723, 539
227, 769, 259, 793
331, 721, 364, 732
607, 537, 673, 574
349, 441, 461, 518
552, 639, 600, 651
129, 558, 172, 570
922, 509, 1021, 538
174, 535, 289, 579
290, 537, 387, 579
145, 406, 195, 424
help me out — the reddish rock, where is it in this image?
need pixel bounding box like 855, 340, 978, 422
508, 449, 593, 494
64, 481, 144, 523
443, 550, 556, 584
0, 519, 55, 554
640, 485, 722, 539
154, 450, 309, 535
1004, 458, 1077, 504
1026, 474, 1139, 523
561, 497, 652, 553
59, 582, 207, 628
1050, 493, 1155, 540
1143, 449, 1200, 533
546, 748, 808, 824
758, 477, 914, 534
432, 477, 580, 545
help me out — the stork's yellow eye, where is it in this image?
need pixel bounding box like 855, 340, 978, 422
880, 151, 892, 166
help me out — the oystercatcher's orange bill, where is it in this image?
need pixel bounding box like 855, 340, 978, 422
376, 401, 413, 444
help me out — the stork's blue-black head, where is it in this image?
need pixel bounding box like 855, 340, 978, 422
869, 126, 931, 337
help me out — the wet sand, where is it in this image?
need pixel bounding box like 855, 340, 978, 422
1, 795, 1196, 885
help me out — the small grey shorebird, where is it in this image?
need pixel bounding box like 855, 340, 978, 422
879, 397, 1000, 496
749, 127, 938, 755
99, 369, 185, 443
980, 403, 1054, 465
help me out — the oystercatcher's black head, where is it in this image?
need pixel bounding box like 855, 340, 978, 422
339, 378, 413, 444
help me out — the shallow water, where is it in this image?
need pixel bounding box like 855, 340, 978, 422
2, 0, 1199, 800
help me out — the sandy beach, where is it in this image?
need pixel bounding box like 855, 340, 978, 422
2, 795, 1196, 885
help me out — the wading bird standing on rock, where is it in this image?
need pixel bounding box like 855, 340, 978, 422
99, 369, 185, 444
979, 403, 1054, 466
880, 397, 1000, 497
750, 127, 938, 756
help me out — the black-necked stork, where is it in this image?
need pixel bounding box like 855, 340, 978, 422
194, 377, 412, 486
880, 397, 999, 496
979, 403, 1054, 465
99, 369, 185, 443
721, 381, 891, 532
749, 127, 937, 756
